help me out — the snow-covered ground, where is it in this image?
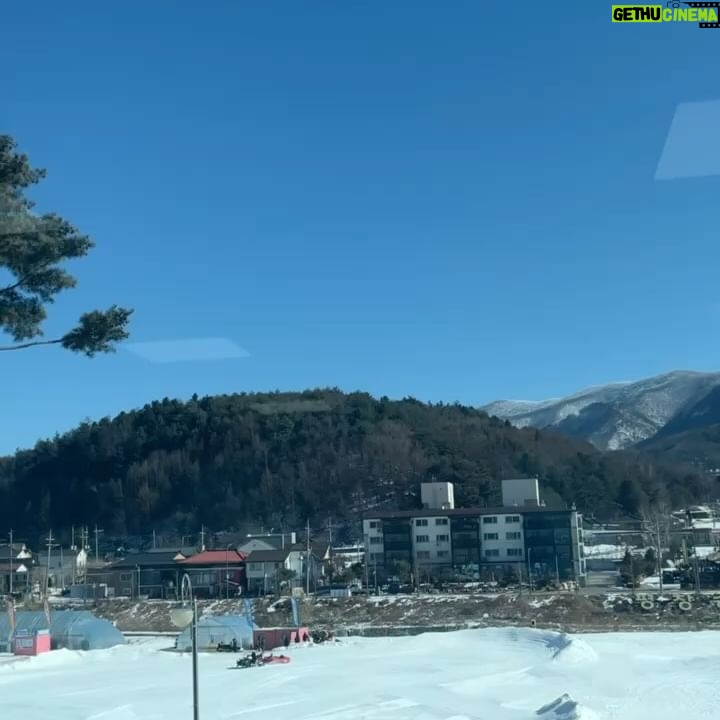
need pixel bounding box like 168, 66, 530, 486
1, 628, 718, 719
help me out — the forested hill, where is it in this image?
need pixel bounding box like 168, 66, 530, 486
0, 390, 709, 537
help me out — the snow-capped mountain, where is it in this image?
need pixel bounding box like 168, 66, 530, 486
482, 371, 720, 450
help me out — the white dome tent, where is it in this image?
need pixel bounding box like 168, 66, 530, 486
176, 614, 255, 652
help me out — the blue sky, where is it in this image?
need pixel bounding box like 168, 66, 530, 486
2, 1, 719, 453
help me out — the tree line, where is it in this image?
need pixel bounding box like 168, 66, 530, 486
0, 390, 710, 541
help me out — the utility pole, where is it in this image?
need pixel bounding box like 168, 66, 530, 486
152, 529, 157, 550
527, 547, 534, 594
363, 535, 369, 590
45, 530, 56, 597
325, 516, 334, 547
8, 529, 13, 596
94, 525, 104, 564
305, 519, 311, 595
655, 516, 664, 594
200, 525, 206, 552
60, 545, 65, 590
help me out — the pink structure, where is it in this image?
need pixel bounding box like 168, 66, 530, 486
13, 629, 51, 656
253, 626, 310, 650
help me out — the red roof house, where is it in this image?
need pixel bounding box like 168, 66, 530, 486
179, 549, 247, 598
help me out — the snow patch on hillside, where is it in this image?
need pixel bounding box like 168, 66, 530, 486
482, 370, 720, 449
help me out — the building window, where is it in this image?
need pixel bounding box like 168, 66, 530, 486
416, 519, 429, 527
415, 535, 429, 543
437, 551, 449, 559
416, 551, 431, 559
506, 532, 521, 540
483, 533, 499, 541
435, 518, 449, 526
485, 549, 500, 558
119, 573, 132, 582
506, 515, 521, 523
369, 521, 379, 529
482, 516, 498, 524
370, 536, 383, 545
370, 553, 382, 563
436, 534, 449, 543
507, 548, 523, 557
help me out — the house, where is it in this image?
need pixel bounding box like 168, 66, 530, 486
245, 549, 294, 595
330, 544, 365, 570
363, 479, 586, 584
0, 544, 35, 596
244, 543, 326, 595
238, 533, 297, 554
178, 549, 247, 598
36, 548, 88, 590
104, 550, 189, 599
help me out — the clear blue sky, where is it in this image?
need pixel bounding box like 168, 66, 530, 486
2, 1, 719, 453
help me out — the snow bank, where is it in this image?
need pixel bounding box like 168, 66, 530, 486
548, 635, 598, 665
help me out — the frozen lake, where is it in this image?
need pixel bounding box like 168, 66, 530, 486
1, 628, 718, 719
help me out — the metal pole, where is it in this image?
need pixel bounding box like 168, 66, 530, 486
527, 547, 533, 593
46, 530, 54, 597
655, 517, 664, 595
94, 525, 104, 564
555, 554, 560, 587
192, 597, 199, 720
8, 530, 13, 596
363, 535, 370, 590
305, 519, 311, 594
226, 545, 230, 600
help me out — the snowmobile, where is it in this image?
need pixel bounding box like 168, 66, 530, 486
231, 652, 291, 669
216, 640, 240, 653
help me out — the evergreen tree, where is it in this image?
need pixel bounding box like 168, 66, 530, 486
0, 135, 131, 354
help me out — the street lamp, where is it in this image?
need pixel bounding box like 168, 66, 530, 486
170, 573, 199, 720
225, 544, 233, 600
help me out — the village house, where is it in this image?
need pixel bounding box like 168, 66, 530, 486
0, 543, 35, 597
243, 538, 330, 595
103, 550, 190, 599
178, 549, 247, 598
37, 547, 88, 590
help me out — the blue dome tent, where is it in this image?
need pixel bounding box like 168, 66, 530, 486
0, 610, 125, 652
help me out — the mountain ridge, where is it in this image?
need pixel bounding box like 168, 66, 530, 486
482, 370, 720, 451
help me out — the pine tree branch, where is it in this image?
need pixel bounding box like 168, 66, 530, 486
0, 337, 63, 351
0, 258, 56, 296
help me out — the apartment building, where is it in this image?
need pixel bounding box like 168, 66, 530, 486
362, 479, 585, 584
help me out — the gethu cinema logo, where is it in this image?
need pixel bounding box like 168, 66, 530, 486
612, 4, 719, 22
